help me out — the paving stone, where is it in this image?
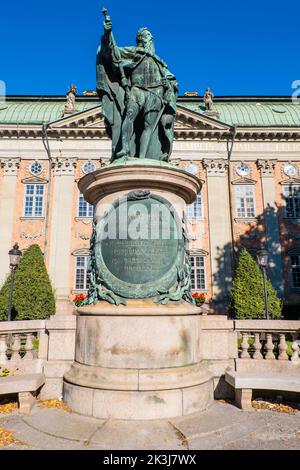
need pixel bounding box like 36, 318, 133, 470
0, 414, 88, 450
0, 401, 300, 450
187, 411, 270, 450
90, 419, 184, 450
170, 402, 245, 440
22, 407, 104, 443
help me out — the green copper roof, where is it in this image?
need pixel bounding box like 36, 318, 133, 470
0, 99, 97, 125
182, 100, 300, 127
0, 96, 300, 127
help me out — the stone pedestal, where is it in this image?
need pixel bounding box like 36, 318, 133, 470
63, 161, 214, 419
64, 301, 213, 419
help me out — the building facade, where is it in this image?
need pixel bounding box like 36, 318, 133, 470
1, 94, 300, 313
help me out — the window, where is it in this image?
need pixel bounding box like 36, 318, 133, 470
190, 255, 206, 290
74, 256, 89, 290
78, 193, 93, 218
29, 161, 43, 176
82, 161, 96, 174
235, 185, 255, 218
283, 185, 300, 218
185, 163, 198, 175
291, 256, 300, 288
24, 184, 44, 217
186, 193, 202, 219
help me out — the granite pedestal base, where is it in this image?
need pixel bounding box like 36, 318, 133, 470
63, 301, 214, 420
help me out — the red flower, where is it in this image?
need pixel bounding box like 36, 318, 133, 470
74, 293, 87, 306
192, 292, 206, 305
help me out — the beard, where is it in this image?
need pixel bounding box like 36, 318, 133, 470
138, 38, 155, 55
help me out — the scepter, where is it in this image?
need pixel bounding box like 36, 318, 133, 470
102, 7, 129, 100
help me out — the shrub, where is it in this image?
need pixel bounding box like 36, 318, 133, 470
229, 248, 282, 319
0, 244, 55, 320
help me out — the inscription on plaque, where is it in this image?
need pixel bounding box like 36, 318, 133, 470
95, 194, 183, 297
103, 238, 177, 284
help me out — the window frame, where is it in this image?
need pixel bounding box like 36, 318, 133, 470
186, 193, 203, 220
290, 255, 300, 289
190, 255, 206, 291
82, 161, 96, 174
29, 161, 43, 176
23, 183, 45, 218
78, 192, 94, 218
234, 184, 256, 219
74, 255, 90, 291
283, 184, 300, 219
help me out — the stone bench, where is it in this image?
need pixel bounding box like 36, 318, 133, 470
225, 370, 300, 410
0, 373, 45, 415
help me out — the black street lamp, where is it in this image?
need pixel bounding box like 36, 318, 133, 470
7, 243, 21, 322
257, 249, 269, 320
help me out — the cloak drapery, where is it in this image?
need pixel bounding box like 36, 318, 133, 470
96, 32, 178, 161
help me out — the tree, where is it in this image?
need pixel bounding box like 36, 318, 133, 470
229, 248, 282, 319
0, 244, 55, 320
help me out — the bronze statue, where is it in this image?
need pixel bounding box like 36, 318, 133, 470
96, 8, 178, 162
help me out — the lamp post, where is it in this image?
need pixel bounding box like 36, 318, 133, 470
7, 243, 21, 322
257, 249, 269, 320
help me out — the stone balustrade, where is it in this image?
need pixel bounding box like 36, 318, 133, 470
235, 320, 300, 362
0, 316, 299, 402
0, 320, 47, 374
0, 317, 76, 399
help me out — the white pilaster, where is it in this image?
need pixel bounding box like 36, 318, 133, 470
257, 159, 283, 294
203, 159, 232, 307
49, 158, 77, 315
0, 158, 20, 286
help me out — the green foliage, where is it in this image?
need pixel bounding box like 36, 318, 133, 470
0, 244, 55, 320
0, 368, 10, 377
229, 248, 282, 319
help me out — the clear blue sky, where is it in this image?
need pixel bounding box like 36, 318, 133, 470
0, 0, 298, 96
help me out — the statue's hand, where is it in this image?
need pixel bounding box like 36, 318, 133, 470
104, 19, 112, 33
